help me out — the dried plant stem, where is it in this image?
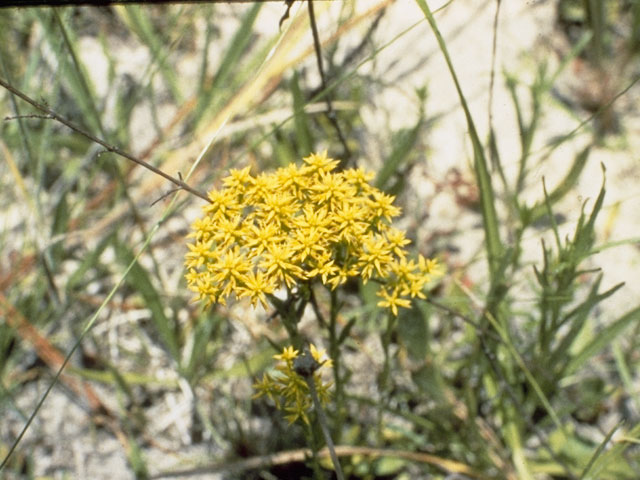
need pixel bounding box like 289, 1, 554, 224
308, 0, 352, 162
0, 77, 211, 204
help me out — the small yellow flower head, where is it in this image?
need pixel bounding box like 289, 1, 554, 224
185, 152, 441, 315
253, 344, 332, 425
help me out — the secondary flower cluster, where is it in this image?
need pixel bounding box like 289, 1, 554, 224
185, 152, 440, 315
253, 344, 332, 425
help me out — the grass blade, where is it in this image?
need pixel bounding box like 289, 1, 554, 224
414, 0, 502, 278
115, 241, 179, 362
567, 305, 640, 375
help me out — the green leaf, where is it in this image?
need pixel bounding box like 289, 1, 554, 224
49, 190, 70, 263
375, 123, 420, 190
52, 10, 106, 137
183, 311, 221, 382
375, 90, 425, 191
191, 2, 262, 126
397, 301, 429, 361
125, 434, 149, 479
550, 278, 623, 373
115, 242, 179, 362
411, 364, 446, 401
66, 231, 115, 293
290, 70, 313, 156
413, 0, 502, 279
581, 422, 640, 479
567, 305, 640, 375
374, 456, 407, 476
121, 5, 184, 103
525, 146, 590, 226
337, 316, 357, 345
579, 421, 623, 480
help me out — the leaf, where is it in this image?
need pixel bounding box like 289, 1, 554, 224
579, 421, 623, 480
191, 2, 262, 126
117, 5, 183, 103
411, 364, 446, 401
413, 0, 502, 279
581, 422, 640, 479
66, 231, 115, 293
397, 301, 429, 361
525, 146, 591, 226
375, 119, 422, 191
550, 278, 623, 373
183, 311, 221, 381
374, 456, 407, 476
290, 70, 313, 156
115, 242, 179, 362
567, 305, 640, 375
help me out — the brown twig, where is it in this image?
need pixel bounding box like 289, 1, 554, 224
0, 76, 211, 204
149, 444, 484, 479
307, 0, 352, 163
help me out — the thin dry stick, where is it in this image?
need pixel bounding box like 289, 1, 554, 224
149, 444, 483, 479
0, 77, 211, 204
307, 0, 352, 162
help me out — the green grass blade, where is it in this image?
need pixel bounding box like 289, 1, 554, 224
120, 5, 183, 103
115, 241, 180, 362
581, 421, 640, 480
0, 224, 161, 470
375, 90, 425, 191
52, 10, 106, 138
483, 310, 564, 432
192, 3, 262, 127
567, 305, 640, 375
524, 146, 590, 226
612, 342, 640, 413
183, 311, 221, 382
550, 278, 624, 372
290, 70, 313, 156
414, 0, 502, 278
579, 421, 623, 480
66, 232, 115, 294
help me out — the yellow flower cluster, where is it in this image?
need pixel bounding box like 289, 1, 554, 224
253, 344, 332, 424
185, 152, 440, 315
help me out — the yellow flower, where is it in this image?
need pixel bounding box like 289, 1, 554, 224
377, 287, 411, 316
237, 270, 275, 309
274, 345, 299, 361
302, 150, 340, 174
184, 152, 441, 315
222, 166, 253, 190
309, 343, 333, 368
369, 190, 401, 223
253, 344, 333, 425
259, 243, 307, 288
385, 228, 411, 258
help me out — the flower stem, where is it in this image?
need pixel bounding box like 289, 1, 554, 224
377, 313, 396, 444
307, 375, 345, 480
328, 289, 345, 442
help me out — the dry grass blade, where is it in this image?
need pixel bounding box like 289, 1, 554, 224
150, 444, 485, 479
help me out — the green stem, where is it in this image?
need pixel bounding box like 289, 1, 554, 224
268, 292, 306, 349
377, 313, 396, 444
328, 289, 345, 442
302, 420, 325, 480
307, 375, 345, 480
